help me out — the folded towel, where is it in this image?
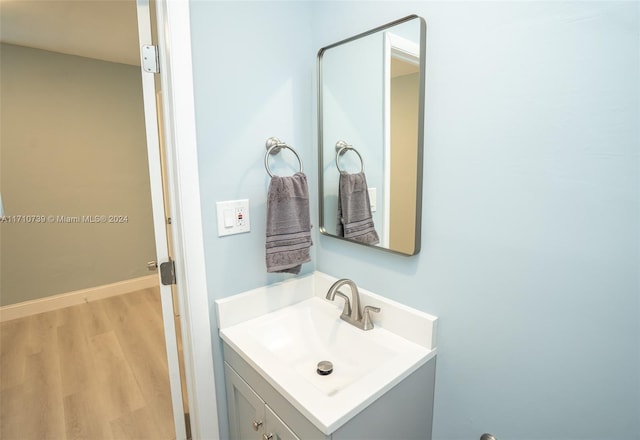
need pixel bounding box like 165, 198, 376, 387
266, 172, 313, 274
337, 171, 380, 245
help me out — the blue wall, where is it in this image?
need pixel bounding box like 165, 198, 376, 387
190, 0, 316, 291
190, 2, 639, 439
189, 3, 315, 437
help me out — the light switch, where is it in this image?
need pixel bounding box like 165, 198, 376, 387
368, 187, 377, 212
216, 199, 251, 236
223, 208, 234, 228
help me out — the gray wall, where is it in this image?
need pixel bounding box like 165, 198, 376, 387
189, 2, 639, 439
0, 43, 157, 306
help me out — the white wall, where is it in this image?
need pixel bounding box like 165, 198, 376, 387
0, 43, 156, 305
189, 1, 639, 439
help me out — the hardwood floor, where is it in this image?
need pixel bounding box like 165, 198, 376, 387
0, 288, 176, 439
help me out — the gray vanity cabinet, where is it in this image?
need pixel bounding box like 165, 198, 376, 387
264, 405, 300, 440
223, 342, 437, 440
225, 363, 301, 440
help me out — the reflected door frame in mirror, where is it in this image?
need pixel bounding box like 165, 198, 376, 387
317, 15, 426, 256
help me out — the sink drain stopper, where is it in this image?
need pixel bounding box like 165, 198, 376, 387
317, 360, 333, 376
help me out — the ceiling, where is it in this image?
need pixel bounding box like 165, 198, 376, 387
0, 0, 140, 66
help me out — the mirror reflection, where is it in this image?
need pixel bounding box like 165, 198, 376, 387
318, 15, 426, 255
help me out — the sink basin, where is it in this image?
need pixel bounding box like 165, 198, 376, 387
249, 298, 396, 396
218, 273, 437, 434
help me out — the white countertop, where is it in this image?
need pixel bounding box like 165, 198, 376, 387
215, 271, 438, 435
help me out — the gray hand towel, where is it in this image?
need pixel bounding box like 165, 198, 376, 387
266, 172, 313, 274
337, 171, 380, 245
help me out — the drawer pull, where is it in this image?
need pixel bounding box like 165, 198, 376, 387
262, 434, 273, 440
252, 420, 263, 431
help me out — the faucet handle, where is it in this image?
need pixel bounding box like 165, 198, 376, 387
362, 305, 380, 331
334, 291, 352, 317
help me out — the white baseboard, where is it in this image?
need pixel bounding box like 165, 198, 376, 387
0, 275, 160, 322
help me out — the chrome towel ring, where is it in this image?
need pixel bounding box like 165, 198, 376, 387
264, 137, 303, 178
335, 140, 364, 173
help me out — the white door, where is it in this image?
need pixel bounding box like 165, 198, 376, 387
135, 1, 187, 438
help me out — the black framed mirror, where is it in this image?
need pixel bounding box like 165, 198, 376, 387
317, 15, 426, 255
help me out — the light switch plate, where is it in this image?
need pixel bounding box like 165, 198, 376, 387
368, 188, 377, 212
216, 199, 250, 236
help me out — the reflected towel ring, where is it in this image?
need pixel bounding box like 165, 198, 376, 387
335, 140, 364, 173
264, 137, 303, 178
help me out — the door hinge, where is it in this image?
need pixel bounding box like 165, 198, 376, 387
160, 259, 176, 285
142, 44, 159, 73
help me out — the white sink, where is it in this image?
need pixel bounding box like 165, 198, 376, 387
216, 272, 438, 434
245, 297, 398, 397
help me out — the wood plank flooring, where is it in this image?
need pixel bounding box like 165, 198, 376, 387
0, 288, 176, 439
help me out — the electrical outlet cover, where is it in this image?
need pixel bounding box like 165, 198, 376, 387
216, 199, 250, 236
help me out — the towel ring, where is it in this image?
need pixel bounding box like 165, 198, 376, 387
335, 140, 364, 173
264, 137, 303, 178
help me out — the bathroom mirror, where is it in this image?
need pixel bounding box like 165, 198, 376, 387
317, 15, 426, 255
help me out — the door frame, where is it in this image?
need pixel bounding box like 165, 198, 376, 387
382, 31, 420, 250
140, 1, 219, 439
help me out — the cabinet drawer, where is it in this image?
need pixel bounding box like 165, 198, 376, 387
265, 405, 300, 440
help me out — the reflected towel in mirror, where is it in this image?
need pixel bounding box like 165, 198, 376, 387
337, 172, 379, 245
266, 172, 313, 274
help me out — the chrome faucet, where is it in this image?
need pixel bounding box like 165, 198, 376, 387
326, 279, 380, 330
